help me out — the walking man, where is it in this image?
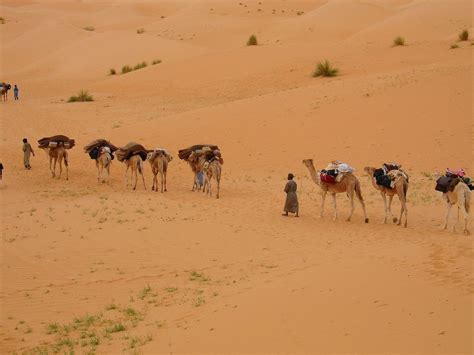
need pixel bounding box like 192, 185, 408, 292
22, 138, 35, 169
283, 173, 299, 217
13, 85, 19, 100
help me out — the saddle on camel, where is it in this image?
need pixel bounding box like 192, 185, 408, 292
83, 139, 118, 160
371, 162, 409, 189
319, 160, 354, 183
435, 168, 474, 193
116, 142, 149, 162
178, 144, 223, 165
38, 135, 75, 149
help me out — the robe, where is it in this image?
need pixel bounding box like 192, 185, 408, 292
284, 180, 299, 213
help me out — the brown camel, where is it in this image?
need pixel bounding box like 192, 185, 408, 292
148, 150, 172, 192
45, 146, 69, 180
0, 83, 11, 101
441, 178, 471, 235
203, 159, 222, 199
124, 155, 146, 190
364, 167, 409, 227
96, 147, 112, 183
189, 155, 207, 191
302, 159, 368, 223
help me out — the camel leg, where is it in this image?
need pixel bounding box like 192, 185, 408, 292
160, 171, 164, 193
132, 169, 137, 190
443, 202, 452, 230
140, 167, 147, 190
208, 175, 212, 197
347, 191, 355, 222
164, 171, 167, 192
64, 154, 69, 181
398, 195, 408, 228
216, 174, 220, 199
388, 194, 396, 223
58, 157, 63, 179
332, 193, 338, 221
320, 191, 327, 218
49, 155, 55, 177
96, 160, 100, 182
381, 192, 388, 224
460, 205, 470, 235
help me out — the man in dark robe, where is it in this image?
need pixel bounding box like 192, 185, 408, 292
283, 173, 299, 217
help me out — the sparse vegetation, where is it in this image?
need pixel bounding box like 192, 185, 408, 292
152, 59, 162, 65
139, 285, 152, 300
0, 17, 6, 24
83, 26, 95, 31
105, 323, 126, 333
312, 60, 339, 77
392, 36, 405, 46
450, 44, 459, 49
247, 34, 258, 46
68, 90, 94, 102
189, 271, 210, 282
122, 65, 133, 74
133, 61, 147, 70
137, 28, 145, 34
458, 29, 469, 41
109, 68, 116, 75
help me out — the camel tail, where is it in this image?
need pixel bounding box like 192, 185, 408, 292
138, 160, 143, 175
355, 180, 364, 202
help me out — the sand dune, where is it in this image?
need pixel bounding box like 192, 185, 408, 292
0, 0, 472, 353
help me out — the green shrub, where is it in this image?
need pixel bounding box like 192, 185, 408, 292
121, 65, 133, 74
109, 68, 116, 75
137, 28, 145, 34
312, 60, 338, 77
68, 90, 93, 102
247, 34, 258, 46
133, 61, 147, 70
83, 26, 95, 31
152, 59, 162, 65
458, 29, 469, 41
392, 36, 405, 46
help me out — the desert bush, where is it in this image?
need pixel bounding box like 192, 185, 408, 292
109, 68, 116, 75
312, 60, 338, 77
121, 65, 133, 74
247, 34, 258, 46
133, 61, 147, 70
68, 90, 93, 102
392, 36, 405, 46
137, 28, 145, 34
152, 59, 162, 65
458, 29, 469, 41
450, 44, 459, 49
83, 26, 95, 31
0, 17, 6, 24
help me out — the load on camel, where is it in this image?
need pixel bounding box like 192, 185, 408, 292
364, 162, 409, 227
302, 159, 368, 223
178, 144, 223, 191
435, 168, 472, 235
147, 148, 173, 193
83, 139, 118, 183
116, 142, 149, 190
37, 135, 75, 180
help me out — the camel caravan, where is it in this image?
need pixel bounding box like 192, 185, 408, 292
178, 144, 223, 199
29, 133, 471, 233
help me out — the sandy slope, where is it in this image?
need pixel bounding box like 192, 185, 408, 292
0, 0, 473, 354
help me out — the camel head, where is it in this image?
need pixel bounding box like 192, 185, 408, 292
167, 154, 173, 162
302, 159, 314, 168
364, 167, 376, 175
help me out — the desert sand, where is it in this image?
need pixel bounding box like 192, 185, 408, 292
0, 0, 473, 354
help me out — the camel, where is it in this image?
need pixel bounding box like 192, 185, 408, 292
441, 178, 471, 235
96, 146, 112, 183
124, 154, 146, 190
45, 146, 69, 180
148, 150, 172, 192
302, 159, 368, 223
203, 159, 222, 199
0, 83, 11, 101
364, 167, 409, 227
189, 155, 207, 191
